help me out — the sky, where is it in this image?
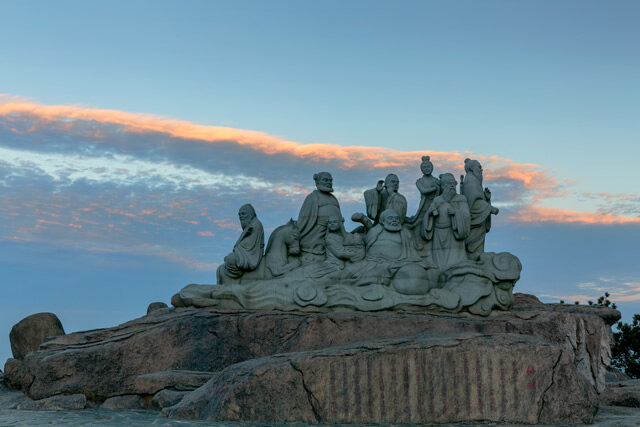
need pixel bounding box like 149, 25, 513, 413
0, 0, 639, 363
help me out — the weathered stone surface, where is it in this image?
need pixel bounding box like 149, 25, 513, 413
133, 370, 215, 394
101, 394, 144, 410
3, 358, 22, 390
164, 333, 597, 424
10, 312, 65, 360
601, 380, 640, 408
16, 393, 86, 410
20, 304, 618, 405
152, 389, 188, 409
606, 366, 631, 382
147, 302, 168, 314
513, 292, 542, 305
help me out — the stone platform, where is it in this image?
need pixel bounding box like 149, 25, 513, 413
4, 296, 621, 424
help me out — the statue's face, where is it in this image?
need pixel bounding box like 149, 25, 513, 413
385, 175, 399, 192
420, 162, 433, 175
327, 216, 342, 232
441, 178, 457, 198
315, 173, 333, 193
381, 213, 402, 232
238, 207, 253, 229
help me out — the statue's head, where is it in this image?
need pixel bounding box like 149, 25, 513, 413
313, 172, 333, 193
238, 204, 256, 230
379, 209, 402, 232
327, 215, 344, 232
420, 156, 433, 176
384, 173, 399, 193
464, 158, 483, 180
439, 173, 458, 200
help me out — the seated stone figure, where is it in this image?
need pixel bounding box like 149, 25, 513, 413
423, 173, 471, 271
216, 204, 265, 284
325, 215, 365, 269
345, 209, 438, 294
354, 174, 408, 231
174, 166, 521, 316
460, 158, 499, 260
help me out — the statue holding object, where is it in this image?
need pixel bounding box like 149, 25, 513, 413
174, 157, 521, 316
460, 158, 500, 260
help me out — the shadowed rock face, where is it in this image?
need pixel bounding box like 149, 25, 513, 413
10, 312, 65, 360
16, 305, 619, 412
163, 333, 598, 424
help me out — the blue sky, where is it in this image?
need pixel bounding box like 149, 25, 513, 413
1, 0, 639, 362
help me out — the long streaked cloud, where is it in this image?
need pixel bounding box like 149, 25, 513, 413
540, 277, 640, 303
1, 96, 639, 269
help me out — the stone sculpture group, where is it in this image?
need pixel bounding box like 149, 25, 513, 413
173, 157, 521, 315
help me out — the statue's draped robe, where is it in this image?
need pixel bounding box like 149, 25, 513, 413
364, 188, 408, 224
461, 174, 492, 259
231, 216, 264, 272
218, 216, 265, 282
406, 175, 440, 250
297, 190, 342, 257
423, 194, 471, 271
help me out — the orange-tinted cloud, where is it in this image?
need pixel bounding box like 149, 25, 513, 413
509, 205, 640, 225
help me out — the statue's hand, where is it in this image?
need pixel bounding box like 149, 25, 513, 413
351, 212, 365, 222
376, 180, 384, 192
491, 207, 500, 215
447, 207, 456, 215
484, 187, 492, 200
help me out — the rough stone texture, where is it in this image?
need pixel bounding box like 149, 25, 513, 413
133, 370, 215, 394
163, 333, 597, 424
10, 313, 65, 360
152, 389, 188, 409
15, 301, 619, 424
101, 395, 144, 410
606, 366, 631, 382
601, 380, 640, 408
3, 359, 22, 390
16, 393, 86, 410
147, 302, 169, 314
22, 304, 617, 401
513, 292, 542, 305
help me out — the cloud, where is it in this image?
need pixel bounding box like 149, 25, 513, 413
1, 95, 639, 270
540, 277, 640, 303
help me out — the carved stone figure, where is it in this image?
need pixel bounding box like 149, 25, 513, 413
461, 158, 500, 260
347, 209, 438, 294
297, 172, 343, 263
361, 174, 408, 227
263, 219, 301, 277
216, 204, 264, 284
406, 156, 441, 252
325, 216, 364, 269
175, 165, 521, 316
423, 173, 471, 271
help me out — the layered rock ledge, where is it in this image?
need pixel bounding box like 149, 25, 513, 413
5, 298, 620, 424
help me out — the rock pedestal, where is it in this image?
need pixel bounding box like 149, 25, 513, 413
10, 298, 619, 424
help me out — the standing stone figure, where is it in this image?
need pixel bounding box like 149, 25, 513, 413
297, 172, 343, 263
422, 173, 471, 271
216, 204, 265, 284
460, 158, 499, 260
406, 156, 441, 245
363, 173, 408, 226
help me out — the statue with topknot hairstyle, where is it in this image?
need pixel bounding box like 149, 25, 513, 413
406, 156, 441, 249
